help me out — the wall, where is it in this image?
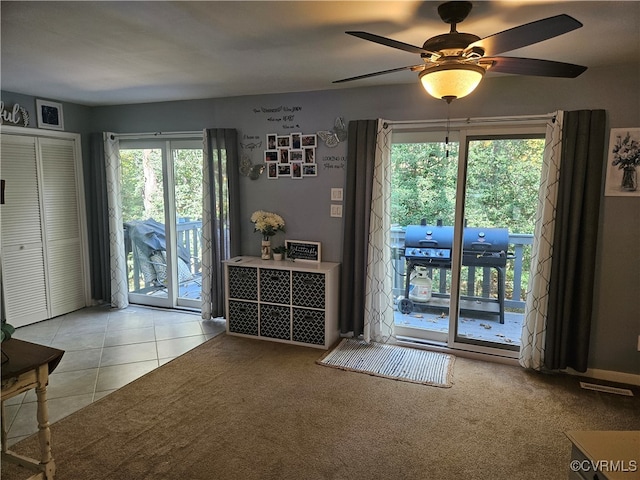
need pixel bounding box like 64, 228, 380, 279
2, 62, 638, 376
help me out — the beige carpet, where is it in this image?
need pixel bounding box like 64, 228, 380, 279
318, 338, 455, 387
3, 334, 639, 480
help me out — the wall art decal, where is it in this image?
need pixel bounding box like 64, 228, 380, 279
317, 116, 347, 148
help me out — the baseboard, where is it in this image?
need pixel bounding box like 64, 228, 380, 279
564, 367, 640, 387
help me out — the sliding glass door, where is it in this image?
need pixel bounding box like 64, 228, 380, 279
391, 130, 459, 344
120, 138, 203, 309
391, 124, 546, 356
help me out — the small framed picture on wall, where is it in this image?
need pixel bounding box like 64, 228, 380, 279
265, 150, 278, 162
291, 162, 302, 179
278, 164, 291, 177
304, 148, 315, 163
302, 164, 317, 177
266, 134, 277, 150
36, 99, 64, 130
267, 162, 278, 179
291, 132, 302, 149
289, 149, 303, 162
301, 134, 317, 148
605, 127, 640, 196
277, 135, 291, 148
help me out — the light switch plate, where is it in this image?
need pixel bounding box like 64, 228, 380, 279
330, 204, 343, 217
331, 188, 343, 202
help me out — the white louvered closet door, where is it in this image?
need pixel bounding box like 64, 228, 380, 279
1, 134, 49, 326
39, 137, 86, 318
1, 132, 87, 327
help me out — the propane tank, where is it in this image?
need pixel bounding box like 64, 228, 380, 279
408, 267, 432, 302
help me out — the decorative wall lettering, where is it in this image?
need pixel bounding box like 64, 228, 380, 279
322, 155, 346, 170
0, 102, 29, 127
252, 105, 303, 129
240, 134, 265, 180
240, 134, 262, 151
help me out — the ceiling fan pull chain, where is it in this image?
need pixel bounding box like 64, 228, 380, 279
445, 104, 451, 159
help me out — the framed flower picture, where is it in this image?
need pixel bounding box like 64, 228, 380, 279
605, 127, 640, 197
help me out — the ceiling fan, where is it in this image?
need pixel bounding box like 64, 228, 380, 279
334, 1, 587, 102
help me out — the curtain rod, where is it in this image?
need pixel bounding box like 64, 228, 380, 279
111, 130, 203, 140
383, 113, 555, 130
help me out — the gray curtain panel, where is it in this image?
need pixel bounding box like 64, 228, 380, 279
339, 120, 378, 336
87, 133, 111, 302
544, 110, 606, 372
203, 129, 241, 318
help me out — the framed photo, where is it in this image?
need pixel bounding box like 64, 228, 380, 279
291, 132, 302, 149
301, 134, 317, 148
291, 162, 302, 179
605, 127, 640, 196
265, 150, 279, 162
302, 164, 317, 177
277, 135, 291, 148
285, 240, 321, 263
266, 133, 277, 150
279, 148, 289, 163
278, 164, 291, 177
267, 162, 278, 179
36, 99, 64, 130
289, 149, 303, 162
304, 148, 315, 163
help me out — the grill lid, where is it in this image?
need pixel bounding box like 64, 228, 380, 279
404, 225, 510, 265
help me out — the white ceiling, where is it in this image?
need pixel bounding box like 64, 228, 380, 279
2, 1, 639, 106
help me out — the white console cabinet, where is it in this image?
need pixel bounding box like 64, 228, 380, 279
224, 256, 340, 349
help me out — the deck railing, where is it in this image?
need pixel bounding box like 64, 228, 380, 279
176, 219, 203, 276
127, 219, 203, 292
391, 227, 532, 310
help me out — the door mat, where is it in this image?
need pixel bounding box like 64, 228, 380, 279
318, 338, 455, 388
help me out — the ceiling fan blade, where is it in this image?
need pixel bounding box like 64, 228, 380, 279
481, 56, 587, 78
469, 14, 583, 57
333, 65, 425, 83
346, 31, 436, 56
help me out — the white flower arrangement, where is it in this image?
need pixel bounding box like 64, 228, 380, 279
250, 210, 285, 238
611, 132, 640, 169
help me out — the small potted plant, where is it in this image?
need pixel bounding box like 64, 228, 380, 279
272, 245, 287, 261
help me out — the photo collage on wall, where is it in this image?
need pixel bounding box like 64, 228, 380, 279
264, 133, 317, 179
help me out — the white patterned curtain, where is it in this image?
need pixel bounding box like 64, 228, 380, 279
519, 111, 564, 370
363, 120, 395, 343
103, 132, 129, 309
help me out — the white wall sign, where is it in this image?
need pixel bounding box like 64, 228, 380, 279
0, 102, 29, 127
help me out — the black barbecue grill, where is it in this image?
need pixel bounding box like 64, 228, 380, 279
400, 224, 511, 323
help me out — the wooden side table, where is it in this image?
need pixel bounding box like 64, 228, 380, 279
1, 338, 64, 480
566, 430, 640, 480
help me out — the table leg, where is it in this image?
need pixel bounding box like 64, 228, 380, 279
35, 365, 56, 480
1, 401, 7, 453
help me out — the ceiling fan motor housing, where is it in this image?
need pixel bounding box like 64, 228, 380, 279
422, 32, 482, 57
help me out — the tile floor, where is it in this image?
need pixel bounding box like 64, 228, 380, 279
3, 304, 225, 446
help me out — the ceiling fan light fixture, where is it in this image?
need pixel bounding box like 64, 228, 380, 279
419, 63, 485, 103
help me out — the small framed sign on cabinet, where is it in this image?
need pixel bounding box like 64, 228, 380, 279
285, 240, 321, 263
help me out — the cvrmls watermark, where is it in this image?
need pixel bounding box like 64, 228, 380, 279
570, 459, 638, 473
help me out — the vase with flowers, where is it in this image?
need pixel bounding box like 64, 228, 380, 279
250, 210, 285, 259
611, 131, 640, 191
